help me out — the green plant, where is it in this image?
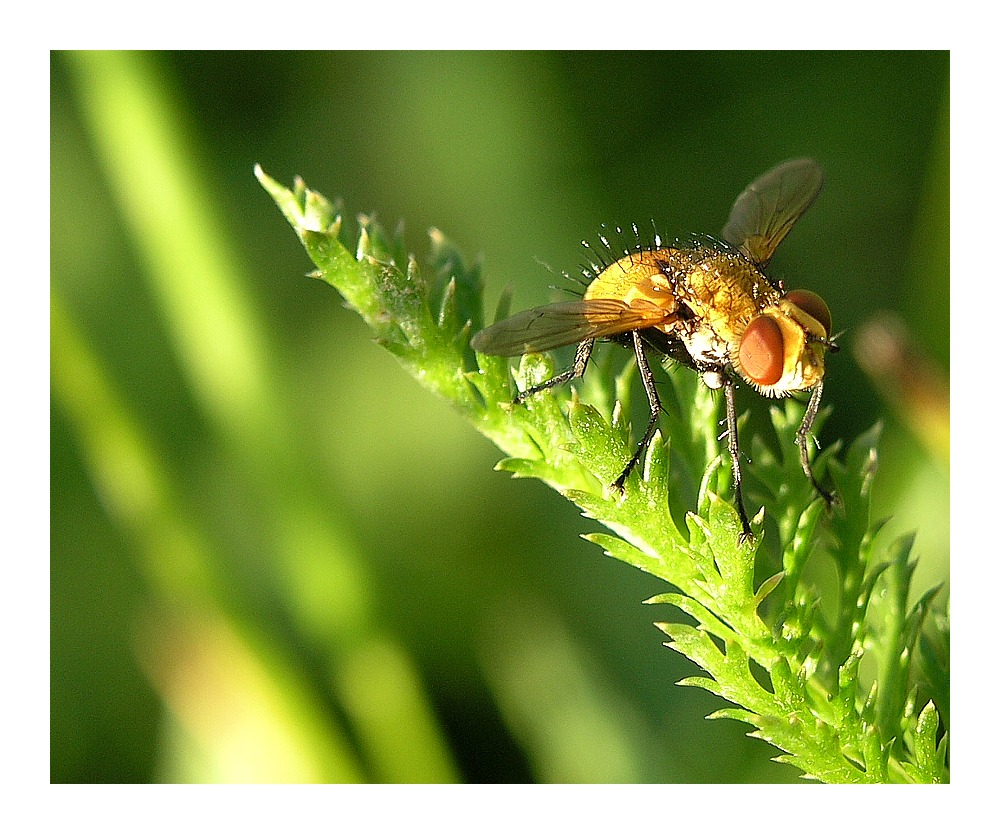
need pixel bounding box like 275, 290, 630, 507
257, 166, 948, 784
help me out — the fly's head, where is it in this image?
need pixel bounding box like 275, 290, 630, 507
731, 289, 834, 397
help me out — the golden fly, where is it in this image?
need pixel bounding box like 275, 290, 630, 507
471, 158, 838, 539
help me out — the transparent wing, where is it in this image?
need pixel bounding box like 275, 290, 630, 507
721, 158, 824, 266
471, 298, 670, 356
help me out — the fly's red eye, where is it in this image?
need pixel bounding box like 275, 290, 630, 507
740, 316, 785, 386
785, 289, 832, 336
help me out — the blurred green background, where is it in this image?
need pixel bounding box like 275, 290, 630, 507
51, 51, 949, 783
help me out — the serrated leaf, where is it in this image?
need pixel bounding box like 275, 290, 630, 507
652, 593, 740, 645
258, 169, 948, 784
677, 676, 725, 697
583, 533, 666, 579
707, 707, 758, 724
754, 571, 785, 607
911, 700, 947, 783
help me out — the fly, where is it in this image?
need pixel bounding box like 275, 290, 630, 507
470, 158, 838, 540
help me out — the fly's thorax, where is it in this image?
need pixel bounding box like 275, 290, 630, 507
683, 251, 778, 339
664, 248, 776, 372
730, 290, 832, 397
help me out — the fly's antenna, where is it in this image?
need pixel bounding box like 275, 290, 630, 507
820, 330, 845, 353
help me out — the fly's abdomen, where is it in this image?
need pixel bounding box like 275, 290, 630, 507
584, 248, 684, 327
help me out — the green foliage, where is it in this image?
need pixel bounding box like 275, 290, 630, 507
257, 167, 949, 784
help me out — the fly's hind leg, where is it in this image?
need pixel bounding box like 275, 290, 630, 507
514, 339, 595, 404
723, 377, 754, 541
611, 331, 664, 493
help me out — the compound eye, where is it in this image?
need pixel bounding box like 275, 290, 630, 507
740, 316, 785, 386
785, 289, 832, 336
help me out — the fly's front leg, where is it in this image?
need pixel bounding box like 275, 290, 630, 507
611, 331, 663, 493
514, 339, 595, 404
796, 380, 837, 506
723, 377, 754, 541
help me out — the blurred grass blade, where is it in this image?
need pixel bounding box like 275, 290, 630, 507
480, 603, 654, 783
63, 49, 458, 783
51, 292, 215, 600
336, 636, 458, 783
51, 292, 363, 783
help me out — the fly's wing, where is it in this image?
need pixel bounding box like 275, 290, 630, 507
721, 158, 824, 267
471, 299, 669, 356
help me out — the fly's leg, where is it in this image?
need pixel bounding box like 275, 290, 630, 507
611, 331, 663, 493
514, 339, 595, 405
723, 378, 754, 541
796, 380, 837, 506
